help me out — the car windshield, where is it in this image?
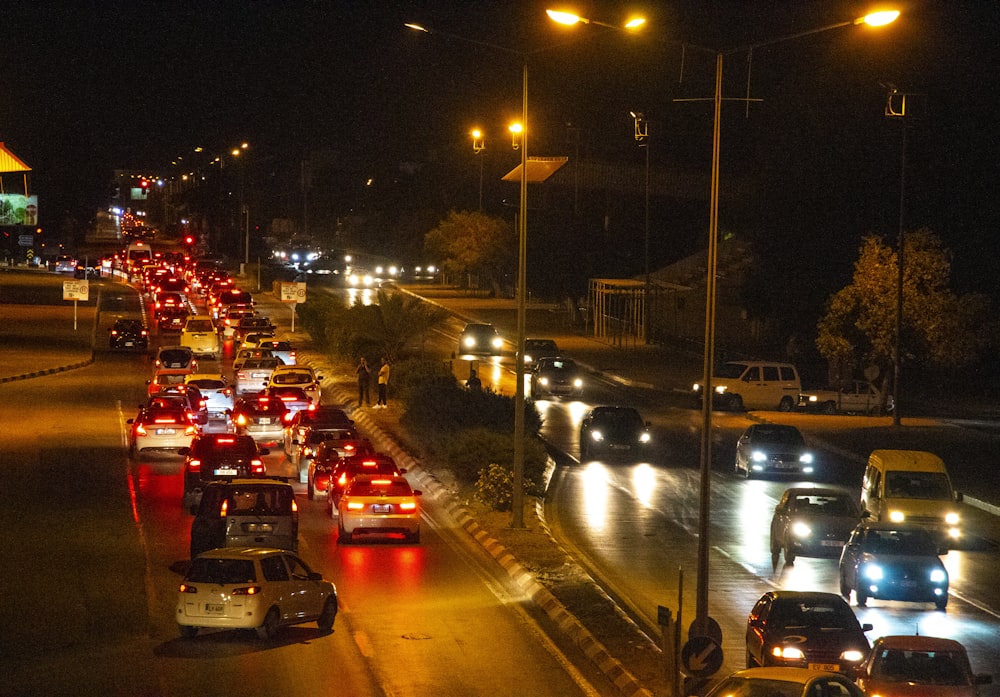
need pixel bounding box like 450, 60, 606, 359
159, 349, 191, 363
228, 486, 293, 515
717, 362, 750, 379
186, 320, 214, 332
186, 557, 256, 584
188, 379, 226, 390
863, 527, 938, 555
348, 479, 412, 497
543, 359, 576, 371
273, 372, 311, 385
707, 677, 805, 697
885, 471, 952, 500
875, 649, 969, 685
594, 409, 642, 430
770, 598, 858, 629
753, 426, 804, 446
199, 437, 255, 457
792, 494, 856, 517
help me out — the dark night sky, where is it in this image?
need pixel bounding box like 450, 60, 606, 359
1, 1, 998, 293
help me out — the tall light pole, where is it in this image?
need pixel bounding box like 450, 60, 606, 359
631, 111, 650, 344
411, 15, 640, 528
884, 84, 910, 426
553, 6, 899, 625
471, 128, 485, 211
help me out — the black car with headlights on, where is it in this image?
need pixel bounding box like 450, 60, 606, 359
746, 591, 872, 678
838, 521, 949, 610
108, 318, 148, 350
770, 487, 864, 567
735, 424, 814, 479
530, 356, 584, 399
457, 322, 503, 358
579, 406, 652, 462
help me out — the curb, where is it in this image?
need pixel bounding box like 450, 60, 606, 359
299, 348, 655, 697
0, 356, 94, 383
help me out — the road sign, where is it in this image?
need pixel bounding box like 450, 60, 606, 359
63, 280, 89, 301
689, 615, 722, 644
18, 234, 33, 247
296, 281, 306, 303
681, 635, 724, 678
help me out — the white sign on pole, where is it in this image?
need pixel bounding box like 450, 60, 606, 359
63, 280, 89, 301
280, 282, 298, 303
296, 282, 306, 304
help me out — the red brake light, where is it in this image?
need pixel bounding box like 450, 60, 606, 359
179, 583, 198, 593
399, 501, 417, 511
371, 478, 393, 485
251, 459, 265, 474
344, 444, 356, 453
291, 499, 298, 513
153, 417, 177, 424
217, 437, 235, 444
230, 586, 262, 595
346, 501, 364, 510
282, 413, 294, 424
236, 414, 247, 426
361, 460, 377, 468
307, 402, 316, 412
220, 499, 228, 517
187, 458, 202, 472
134, 423, 147, 436
337, 473, 348, 486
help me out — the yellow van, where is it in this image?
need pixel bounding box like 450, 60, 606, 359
860, 450, 962, 545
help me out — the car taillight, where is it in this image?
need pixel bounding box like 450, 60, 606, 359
140, 330, 148, 336
371, 478, 393, 485
110, 330, 118, 337
344, 444, 356, 454
282, 413, 294, 424
291, 499, 298, 513
220, 499, 228, 517
135, 423, 147, 436
307, 402, 316, 412
184, 425, 198, 436
230, 586, 262, 595
187, 458, 201, 472
236, 414, 247, 426
236, 372, 246, 380
346, 501, 364, 510
337, 473, 348, 486
223, 388, 232, 397
179, 583, 198, 593
250, 459, 265, 474
399, 501, 417, 511
361, 460, 377, 468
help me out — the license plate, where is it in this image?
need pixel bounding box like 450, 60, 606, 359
155, 428, 176, 435
610, 444, 630, 450
125, 341, 134, 346
901, 580, 918, 588
258, 417, 271, 425
214, 468, 238, 476
809, 663, 840, 672
821, 540, 845, 547
204, 603, 225, 615
372, 504, 391, 514
245, 523, 274, 533
251, 373, 267, 378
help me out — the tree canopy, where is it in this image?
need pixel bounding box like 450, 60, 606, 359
816, 228, 992, 390
424, 210, 515, 294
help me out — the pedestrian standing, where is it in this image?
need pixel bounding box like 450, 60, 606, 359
376, 357, 390, 408
356, 357, 371, 407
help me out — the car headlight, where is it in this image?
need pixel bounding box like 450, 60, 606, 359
573, 378, 583, 388
930, 568, 947, 583
539, 377, 550, 386
888, 510, 906, 523
491, 337, 503, 349
714, 385, 727, 394
799, 452, 814, 464
463, 336, 476, 348
841, 649, 865, 663
590, 430, 604, 442
751, 450, 768, 462
772, 646, 804, 660
692, 383, 702, 393
945, 512, 959, 525
863, 563, 883, 581
791, 521, 812, 539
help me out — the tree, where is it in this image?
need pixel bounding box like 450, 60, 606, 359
816, 228, 991, 399
424, 210, 515, 295
350, 287, 450, 362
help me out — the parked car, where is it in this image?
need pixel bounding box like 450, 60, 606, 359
337, 474, 422, 544
693, 360, 801, 411
797, 380, 893, 415
529, 356, 584, 399
856, 635, 991, 697
770, 487, 864, 567
180, 434, 268, 511
838, 521, 949, 610
735, 424, 815, 479
746, 591, 872, 678
108, 319, 148, 350
578, 406, 652, 462
176, 547, 336, 640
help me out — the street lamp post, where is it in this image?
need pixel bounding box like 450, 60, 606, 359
884, 85, 910, 427
631, 111, 650, 344
471, 128, 485, 211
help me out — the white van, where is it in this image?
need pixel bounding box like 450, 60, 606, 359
693, 360, 801, 411
860, 449, 962, 545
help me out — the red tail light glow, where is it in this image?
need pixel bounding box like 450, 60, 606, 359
346, 501, 364, 510
187, 458, 202, 472
220, 499, 228, 517
399, 501, 417, 511
230, 586, 262, 595
251, 459, 265, 474
371, 479, 393, 485
135, 423, 147, 436
179, 583, 198, 593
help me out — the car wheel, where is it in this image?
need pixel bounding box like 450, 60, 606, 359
407, 528, 421, 544
770, 539, 781, 569
936, 595, 948, 611
746, 648, 756, 669
179, 624, 198, 639
337, 519, 352, 544
778, 396, 794, 412
256, 607, 281, 640
840, 575, 852, 600
784, 547, 796, 564
317, 597, 338, 631
822, 401, 837, 415
855, 587, 868, 607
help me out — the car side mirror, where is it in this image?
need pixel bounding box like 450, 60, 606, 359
398, 468, 408, 475
414, 490, 423, 496
861, 623, 874, 632
126, 418, 134, 424
308, 572, 323, 581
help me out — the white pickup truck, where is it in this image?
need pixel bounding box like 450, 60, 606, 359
796, 380, 892, 415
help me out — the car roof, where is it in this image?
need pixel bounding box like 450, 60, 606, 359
202, 477, 291, 489
767, 590, 850, 605
725, 667, 846, 683
192, 546, 291, 561
873, 635, 966, 652
783, 486, 853, 498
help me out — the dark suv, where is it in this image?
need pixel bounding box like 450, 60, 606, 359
108, 319, 149, 350
180, 433, 269, 510
189, 479, 298, 558
579, 405, 652, 462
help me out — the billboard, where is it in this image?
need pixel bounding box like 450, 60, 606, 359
0, 194, 38, 225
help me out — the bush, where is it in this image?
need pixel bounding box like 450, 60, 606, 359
474, 463, 515, 511
400, 381, 542, 437
439, 427, 546, 495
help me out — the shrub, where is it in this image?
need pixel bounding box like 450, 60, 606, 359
474, 463, 515, 511
439, 427, 546, 495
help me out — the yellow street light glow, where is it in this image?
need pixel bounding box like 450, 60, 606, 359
546, 10, 582, 25
508, 123, 523, 134
471, 128, 482, 139
859, 10, 900, 26
404, 23, 429, 33
231, 149, 241, 156
625, 17, 646, 29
